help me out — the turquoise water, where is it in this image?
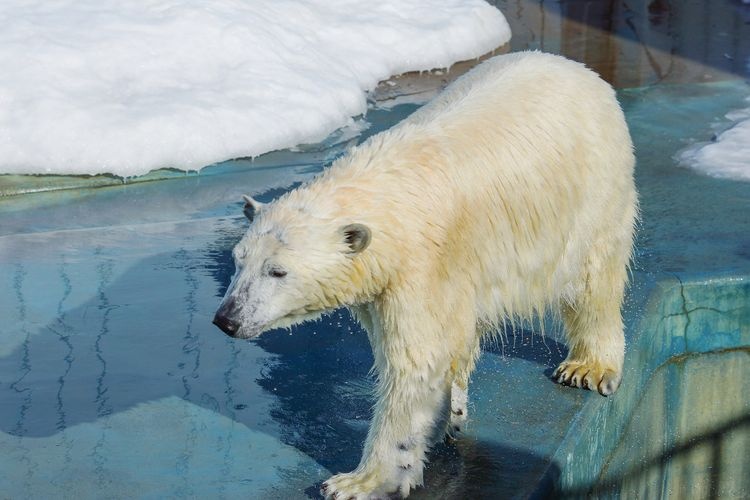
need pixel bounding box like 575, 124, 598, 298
1, 79, 748, 498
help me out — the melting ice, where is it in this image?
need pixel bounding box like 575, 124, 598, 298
0, 0, 510, 177
679, 98, 750, 181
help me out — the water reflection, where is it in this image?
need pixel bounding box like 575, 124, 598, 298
53, 264, 74, 434
9, 264, 31, 439
0, 220, 302, 495
94, 252, 115, 420
0, 231, 241, 438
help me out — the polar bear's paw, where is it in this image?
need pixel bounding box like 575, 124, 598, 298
321, 461, 422, 500
553, 360, 621, 396
320, 471, 391, 500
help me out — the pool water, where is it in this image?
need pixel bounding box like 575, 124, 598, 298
1, 1, 749, 498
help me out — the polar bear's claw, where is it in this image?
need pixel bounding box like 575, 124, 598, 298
553, 361, 621, 396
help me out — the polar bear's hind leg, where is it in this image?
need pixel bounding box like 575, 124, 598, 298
554, 245, 629, 396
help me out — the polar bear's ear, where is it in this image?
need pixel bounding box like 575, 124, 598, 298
242, 195, 264, 222
340, 223, 371, 255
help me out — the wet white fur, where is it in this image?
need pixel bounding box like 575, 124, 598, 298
223, 51, 637, 499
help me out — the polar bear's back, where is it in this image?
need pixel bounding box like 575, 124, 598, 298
406, 51, 622, 136
392, 51, 636, 319
389, 52, 634, 211
297, 51, 636, 322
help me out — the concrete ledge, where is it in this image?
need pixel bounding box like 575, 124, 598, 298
550, 275, 750, 497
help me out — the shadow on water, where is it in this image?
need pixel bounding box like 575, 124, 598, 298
300, 438, 563, 500
413, 438, 561, 500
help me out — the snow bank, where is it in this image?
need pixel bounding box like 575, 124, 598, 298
0, 1, 510, 177
679, 100, 750, 181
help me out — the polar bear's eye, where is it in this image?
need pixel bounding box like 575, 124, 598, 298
269, 268, 287, 278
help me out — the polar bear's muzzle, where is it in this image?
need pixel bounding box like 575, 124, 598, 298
213, 297, 241, 337
213, 294, 269, 339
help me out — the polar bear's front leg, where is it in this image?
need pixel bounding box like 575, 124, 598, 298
446, 336, 479, 438
448, 380, 468, 437
322, 368, 450, 499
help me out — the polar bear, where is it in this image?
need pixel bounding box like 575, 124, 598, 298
213, 51, 637, 499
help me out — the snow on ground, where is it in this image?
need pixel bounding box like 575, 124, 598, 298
0, 1, 510, 177
679, 99, 750, 181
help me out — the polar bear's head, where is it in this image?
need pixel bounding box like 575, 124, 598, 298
213, 194, 372, 339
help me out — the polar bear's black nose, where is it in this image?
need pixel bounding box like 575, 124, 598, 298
213, 312, 240, 336
214, 297, 241, 336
